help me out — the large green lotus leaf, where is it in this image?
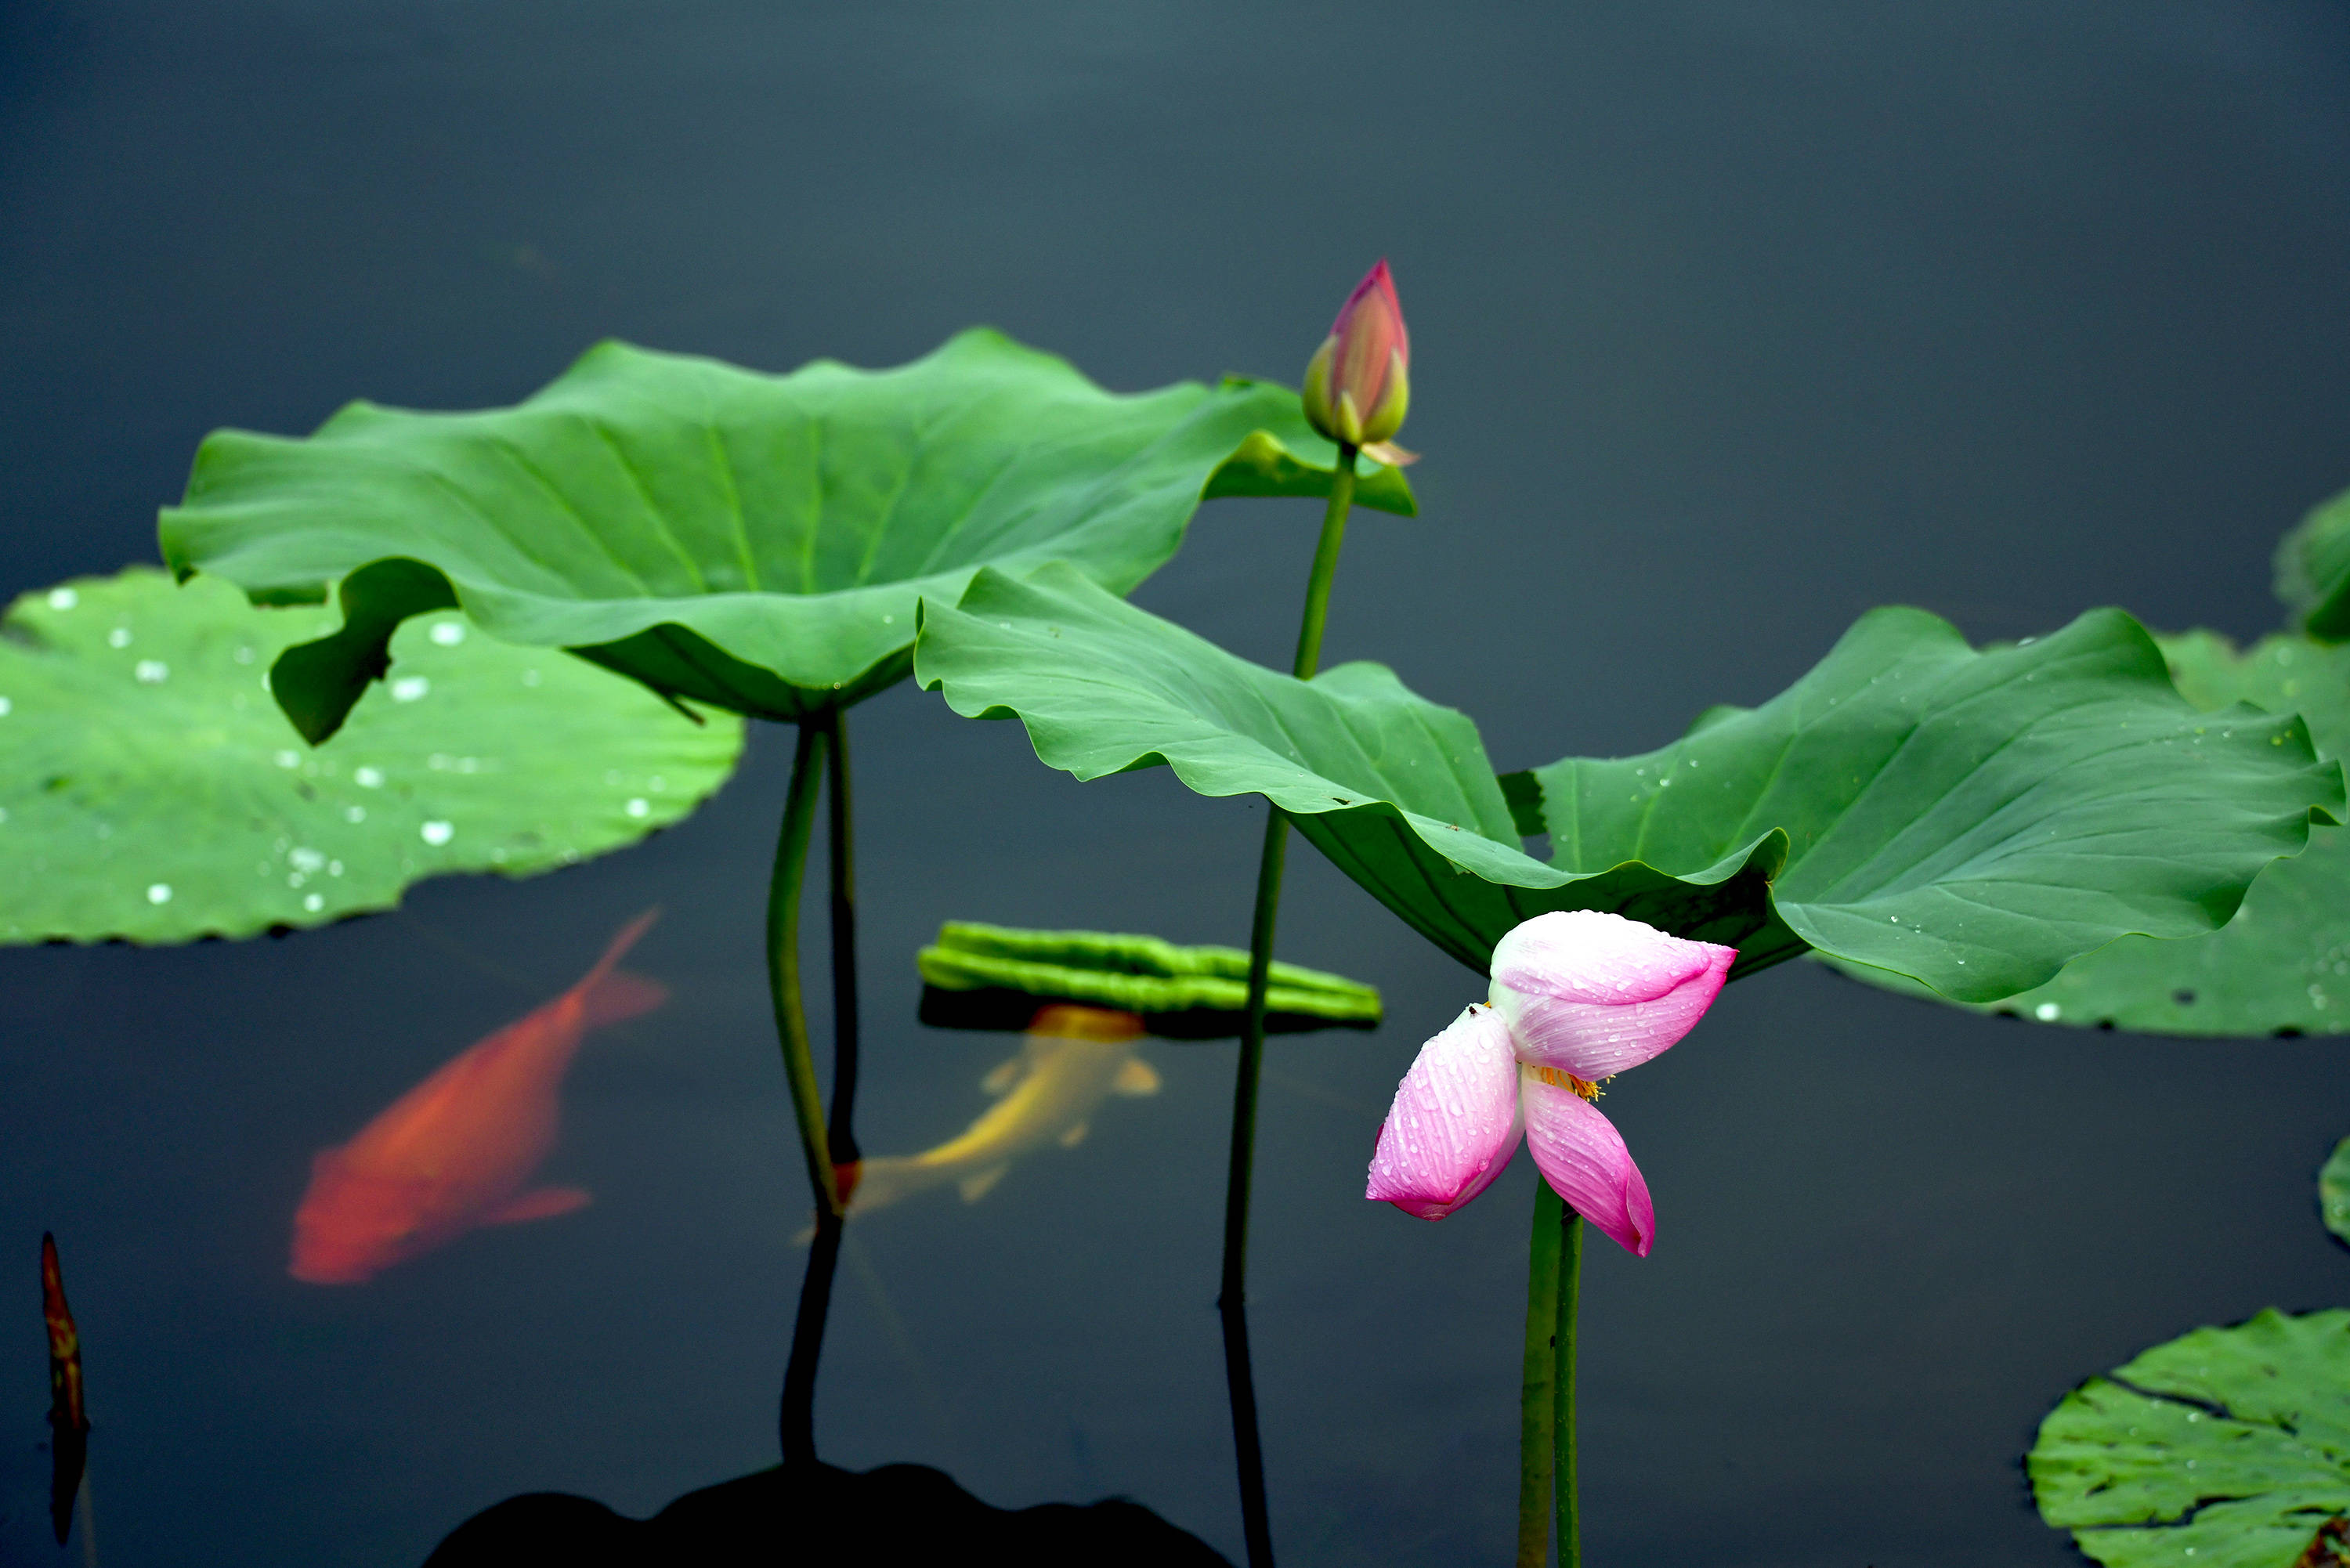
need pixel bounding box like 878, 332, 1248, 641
916, 569, 2339, 998
2029, 1309, 2350, 1568
2276, 485, 2350, 644
1515, 608, 2342, 1003
0, 569, 742, 944
157, 329, 1413, 742
1840, 631, 2350, 1035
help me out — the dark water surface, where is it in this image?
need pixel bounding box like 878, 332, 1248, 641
5, 2, 2350, 1563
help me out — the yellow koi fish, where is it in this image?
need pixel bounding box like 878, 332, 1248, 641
848, 1003, 1162, 1215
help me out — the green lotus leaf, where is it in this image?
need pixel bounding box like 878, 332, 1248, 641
1878, 632, 2350, 1035
2319, 1137, 2350, 1248
158, 329, 1410, 742
2029, 1308, 2350, 1568
0, 568, 742, 945
914, 919, 1383, 1039
2276, 485, 2350, 644
1198, 429, 1416, 515
916, 567, 2340, 999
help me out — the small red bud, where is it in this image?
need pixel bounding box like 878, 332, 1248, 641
1301, 261, 1410, 450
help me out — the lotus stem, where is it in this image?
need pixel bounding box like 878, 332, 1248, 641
1220, 445, 1358, 1568
771, 720, 838, 1466
1556, 1205, 1584, 1568
1517, 1183, 1564, 1567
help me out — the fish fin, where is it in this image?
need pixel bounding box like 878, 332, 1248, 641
483, 1186, 592, 1226
958, 1165, 1009, 1203
582, 969, 668, 1028
1113, 1058, 1162, 1097
1058, 1121, 1090, 1148
980, 1056, 1022, 1096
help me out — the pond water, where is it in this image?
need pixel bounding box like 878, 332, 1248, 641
5, 2, 2350, 1563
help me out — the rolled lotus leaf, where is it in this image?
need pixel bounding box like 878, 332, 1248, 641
916, 921, 1382, 1039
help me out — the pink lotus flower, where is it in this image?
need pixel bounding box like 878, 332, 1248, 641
1302, 260, 1411, 450
1365, 911, 1736, 1256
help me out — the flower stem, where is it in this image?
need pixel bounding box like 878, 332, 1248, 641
771, 720, 839, 1467
1517, 1183, 1564, 1567
1555, 1208, 1585, 1568
1220, 446, 1358, 1568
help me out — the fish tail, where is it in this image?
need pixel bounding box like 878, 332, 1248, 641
569, 909, 665, 1024
580, 970, 668, 1028
843, 1157, 921, 1216
581, 908, 662, 985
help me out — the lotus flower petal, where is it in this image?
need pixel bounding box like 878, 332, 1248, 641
1366, 1004, 1522, 1220
1521, 1068, 1655, 1257
1489, 911, 1734, 1079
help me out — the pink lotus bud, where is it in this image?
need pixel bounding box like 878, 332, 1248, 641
1488, 910, 1734, 1082
1301, 261, 1411, 450
1366, 1004, 1522, 1220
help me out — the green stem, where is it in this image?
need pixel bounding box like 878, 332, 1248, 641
1517, 1183, 1564, 1567
769, 721, 837, 1467
1219, 445, 1358, 1568
1556, 1208, 1585, 1568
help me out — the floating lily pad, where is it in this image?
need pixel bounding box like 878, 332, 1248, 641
2277, 485, 2350, 644
2029, 1308, 2350, 1568
0, 569, 743, 944
915, 920, 1383, 1039
1841, 631, 2350, 1035
159, 330, 1412, 742
915, 565, 2340, 999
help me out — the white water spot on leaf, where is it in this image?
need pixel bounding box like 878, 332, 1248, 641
345, 805, 366, 823
391, 676, 430, 703
421, 820, 454, 847
354, 767, 384, 788
274, 750, 300, 768
429, 622, 466, 646
47, 587, 77, 610
2035, 1002, 2061, 1021
289, 847, 325, 873
303, 893, 324, 912
146, 883, 172, 905
625, 797, 649, 819
107, 627, 132, 649
233, 645, 255, 665
0, 696, 10, 717
327, 860, 342, 876
521, 668, 540, 687
135, 659, 168, 684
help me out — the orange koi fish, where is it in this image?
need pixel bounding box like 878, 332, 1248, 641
42, 1232, 89, 1546
289, 911, 667, 1284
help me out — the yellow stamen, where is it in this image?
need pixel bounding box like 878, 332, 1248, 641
1527, 1064, 1605, 1101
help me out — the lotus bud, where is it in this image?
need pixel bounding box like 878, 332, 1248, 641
1301, 261, 1410, 450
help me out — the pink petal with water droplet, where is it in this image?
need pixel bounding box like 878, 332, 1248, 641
1521, 1070, 1654, 1257
1366, 1004, 1521, 1220
1489, 911, 1734, 1079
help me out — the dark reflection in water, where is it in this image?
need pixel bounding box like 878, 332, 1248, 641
424, 1462, 1228, 1567
4, 3, 2350, 1565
